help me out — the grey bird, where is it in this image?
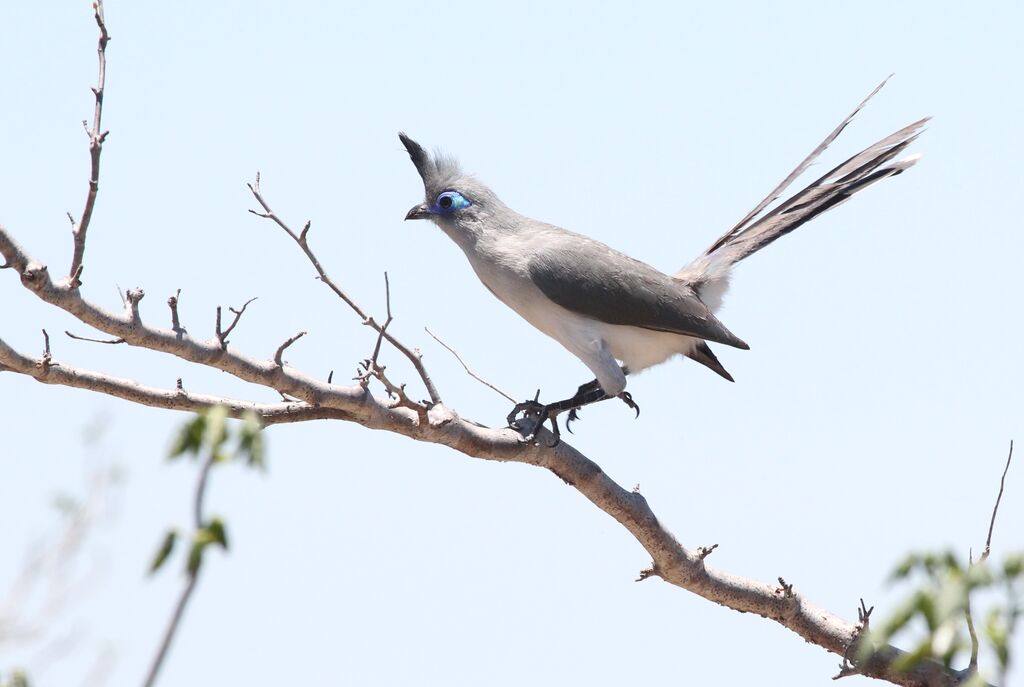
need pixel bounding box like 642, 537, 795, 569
401, 80, 926, 442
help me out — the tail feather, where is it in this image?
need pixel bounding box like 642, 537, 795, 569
676, 78, 927, 303
685, 341, 734, 382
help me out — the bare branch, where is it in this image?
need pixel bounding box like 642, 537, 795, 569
274, 331, 306, 366
246, 177, 442, 405
168, 289, 185, 337
367, 272, 393, 368
967, 440, 1015, 672
425, 327, 516, 403
40, 328, 54, 371
982, 439, 1013, 561
125, 288, 144, 322
215, 297, 256, 349
65, 330, 125, 345
67, 1, 111, 288
0, 336, 350, 426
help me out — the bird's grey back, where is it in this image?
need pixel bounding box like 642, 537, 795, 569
516, 220, 749, 349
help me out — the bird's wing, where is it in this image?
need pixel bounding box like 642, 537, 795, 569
527, 242, 749, 350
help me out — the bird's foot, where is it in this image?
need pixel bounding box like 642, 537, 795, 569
618, 391, 641, 418
507, 391, 562, 446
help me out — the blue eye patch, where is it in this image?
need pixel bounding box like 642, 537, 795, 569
433, 190, 471, 214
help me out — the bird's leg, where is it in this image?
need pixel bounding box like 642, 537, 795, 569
508, 380, 641, 446
565, 379, 602, 431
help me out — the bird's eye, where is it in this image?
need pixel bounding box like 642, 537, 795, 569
435, 190, 470, 213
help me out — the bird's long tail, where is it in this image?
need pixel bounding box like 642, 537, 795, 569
676, 77, 928, 309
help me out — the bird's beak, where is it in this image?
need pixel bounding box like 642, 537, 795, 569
405, 203, 430, 221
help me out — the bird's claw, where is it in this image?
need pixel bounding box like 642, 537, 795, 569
506, 398, 545, 428
507, 397, 562, 447
619, 391, 640, 418
566, 407, 581, 434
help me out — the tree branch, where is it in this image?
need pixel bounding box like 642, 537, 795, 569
0, 336, 351, 425
0, 216, 979, 687
67, 0, 110, 288
246, 175, 442, 406
0, 10, 984, 680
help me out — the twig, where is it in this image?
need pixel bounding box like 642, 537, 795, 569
141, 450, 216, 687
967, 440, 1014, 672
168, 289, 185, 337
215, 297, 256, 349
65, 330, 125, 345
835, 600, 874, 680
67, 1, 111, 288
246, 176, 442, 405
697, 544, 719, 560
40, 329, 54, 370
367, 273, 393, 367
425, 327, 516, 403
125, 288, 144, 322
274, 331, 306, 366
982, 440, 1013, 561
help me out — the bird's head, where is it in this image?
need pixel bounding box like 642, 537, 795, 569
399, 133, 504, 241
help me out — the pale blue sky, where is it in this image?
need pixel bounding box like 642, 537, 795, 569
2, 2, 1021, 685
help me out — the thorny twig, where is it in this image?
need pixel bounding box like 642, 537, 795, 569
67, 0, 110, 288
425, 327, 516, 403
246, 175, 442, 406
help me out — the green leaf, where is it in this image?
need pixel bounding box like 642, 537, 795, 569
205, 517, 229, 551
891, 637, 933, 672
873, 590, 927, 646
890, 553, 921, 581
985, 606, 1009, 668
170, 412, 207, 458
148, 529, 178, 575
1003, 552, 1024, 579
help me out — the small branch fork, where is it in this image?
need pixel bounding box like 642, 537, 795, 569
246, 174, 441, 406
355, 274, 427, 419
67, 0, 111, 289
835, 599, 874, 680
215, 297, 257, 349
